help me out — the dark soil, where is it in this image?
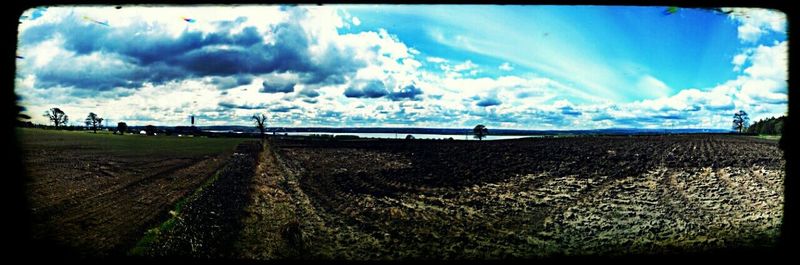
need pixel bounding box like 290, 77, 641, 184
260, 135, 784, 259
140, 141, 262, 258
23, 146, 230, 257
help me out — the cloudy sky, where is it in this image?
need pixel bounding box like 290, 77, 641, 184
15, 5, 787, 129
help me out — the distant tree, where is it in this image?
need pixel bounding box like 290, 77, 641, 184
117, 122, 128, 135
732, 110, 749, 133
405, 134, 415, 140
252, 114, 267, 140
145, 125, 157, 136
764, 117, 776, 134
84, 112, 103, 133
473, 124, 489, 140
44, 107, 68, 128
774, 119, 784, 135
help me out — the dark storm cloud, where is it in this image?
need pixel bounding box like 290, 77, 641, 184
270, 105, 299, 112
476, 97, 501, 107
260, 80, 295, 93
387, 84, 424, 101
516, 91, 543, 99
344, 81, 388, 98
218, 101, 268, 110
211, 74, 254, 89
21, 7, 367, 92
298, 87, 320, 98
559, 106, 582, 116
591, 113, 614, 121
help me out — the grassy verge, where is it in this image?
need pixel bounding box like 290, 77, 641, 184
753, 134, 781, 141
127, 169, 223, 256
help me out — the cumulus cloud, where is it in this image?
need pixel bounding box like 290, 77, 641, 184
260, 80, 295, 93
18, 6, 369, 93
476, 97, 501, 107
453, 60, 477, 72
426, 56, 447, 63
298, 87, 320, 98
210, 74, 253, 89
499, 62, 513, 71
723, 8, 787, 43
344, 80, 389, 98
743, 41, 787, 81
218, 101, 267, 110
270, 105, 300, 112
386, 84, 424, 101
731, 52, 749, 72
14, 6, 787, 130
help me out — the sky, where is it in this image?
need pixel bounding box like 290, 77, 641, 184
15, 5, 788, 129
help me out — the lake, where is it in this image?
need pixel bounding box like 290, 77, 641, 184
278, 132, 539, 140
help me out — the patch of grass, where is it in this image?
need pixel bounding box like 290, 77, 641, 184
753, 134, 781, 141
17, 127, 249, 158
128, 169, 223, 256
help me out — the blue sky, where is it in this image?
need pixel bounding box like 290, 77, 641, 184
15, 5, 787, 129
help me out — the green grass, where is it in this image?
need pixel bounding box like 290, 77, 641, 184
753, 134, 781, 141
17, 128, 250, 157
128, 168, 224, 256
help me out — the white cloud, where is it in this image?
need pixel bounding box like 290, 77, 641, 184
453, 60, 477, 72
352, 16, 361, 26
499, 62, 513, 71
25, 36, 65, 68
731, 52, 748, 72
16, 6, 788, 130
743, 41, 787, 81
724, 8, 787, 43
635, 75, 671, 99
426, 56, 448, 63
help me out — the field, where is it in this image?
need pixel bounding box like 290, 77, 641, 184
18, 130, 785, 259
18, 128, 249, 257
236, 135, 784, 259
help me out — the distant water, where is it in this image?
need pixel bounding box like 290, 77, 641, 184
279, 132, 537, 140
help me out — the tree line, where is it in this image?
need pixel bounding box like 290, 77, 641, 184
745, 115, 785, 135
19, 107, 131, 134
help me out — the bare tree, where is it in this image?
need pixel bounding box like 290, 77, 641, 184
252, 114, 267, 140
44, 107, 68, 128
85, 112, 103, 133
732, 110, 750, 133
473, 124, 488, 140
